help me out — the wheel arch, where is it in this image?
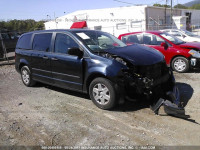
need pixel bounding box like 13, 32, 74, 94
170, 55, 189, 67
18, 59, 30, 72
85, 73, 108, 93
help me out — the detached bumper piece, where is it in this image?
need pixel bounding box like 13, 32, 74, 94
151, 86, 190, 119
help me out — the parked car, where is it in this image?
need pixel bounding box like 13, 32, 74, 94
0, 31, 19, 58
160, 29, 200, 42
15, 29, 183, 114
118, 31, 200, 73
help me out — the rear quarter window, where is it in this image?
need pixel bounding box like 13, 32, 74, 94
16, 33, 32, 50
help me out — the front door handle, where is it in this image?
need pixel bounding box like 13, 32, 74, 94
51, 57, 58, 61
43, 56, 48, 59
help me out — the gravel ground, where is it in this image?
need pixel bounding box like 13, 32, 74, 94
0, 64, 200, 148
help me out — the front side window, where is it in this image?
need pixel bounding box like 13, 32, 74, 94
182, 30, 198, 37
72, 30, 126, 52
171, 31, 182, 37
33, 33, 52, 51
160, 33, 185, 45
116, 23, 126, 30
1, 33, 10, 40
54, 33, 79, 54
143, 34, 165, 45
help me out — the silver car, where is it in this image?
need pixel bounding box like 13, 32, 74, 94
160, 29, 200, 42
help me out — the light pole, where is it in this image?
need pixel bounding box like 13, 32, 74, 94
47, 15, 51, 21
171, 0, 173, 27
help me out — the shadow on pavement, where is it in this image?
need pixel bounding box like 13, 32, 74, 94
35, 82, 90, 100
176, 82, 193, 107
32, 81, 198, 124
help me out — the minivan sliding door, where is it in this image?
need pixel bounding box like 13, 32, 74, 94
31, 33, 53, 84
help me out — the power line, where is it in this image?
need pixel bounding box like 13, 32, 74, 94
148, 0, 166, 5
113, 0, 134, 5
113, 0, 167, 6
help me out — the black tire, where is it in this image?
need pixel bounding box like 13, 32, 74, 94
21, 66, 36, 87
89, 77, 117, 110
171, 57, 189, 73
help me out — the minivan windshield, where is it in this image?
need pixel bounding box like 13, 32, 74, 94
72, 30, 126, 52
160, 32, 185, 45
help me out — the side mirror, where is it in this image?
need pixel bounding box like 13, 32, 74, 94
68, 47, 83, 58
161, 42, 168, 50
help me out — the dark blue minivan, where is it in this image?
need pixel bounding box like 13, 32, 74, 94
15, 29, 183, 113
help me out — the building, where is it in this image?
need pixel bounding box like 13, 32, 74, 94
44, 5, 200, 37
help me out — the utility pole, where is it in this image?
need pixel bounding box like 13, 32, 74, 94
165, 0, 167, 25
171, 0, 173, 27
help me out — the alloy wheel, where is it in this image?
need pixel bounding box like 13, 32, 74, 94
174, 59, 186, 72
22, 69, 30, 85
92, 83, 110, 105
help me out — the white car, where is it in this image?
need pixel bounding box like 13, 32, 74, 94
160, 29, 200, 42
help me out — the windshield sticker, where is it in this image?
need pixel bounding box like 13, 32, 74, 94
76, 33, 90, 40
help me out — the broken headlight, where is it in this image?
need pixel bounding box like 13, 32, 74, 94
115, 57, 127, 66
188, 50, 200, 58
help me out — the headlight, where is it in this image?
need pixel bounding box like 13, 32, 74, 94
115, 57, 127, 66
188, 50, 200, 58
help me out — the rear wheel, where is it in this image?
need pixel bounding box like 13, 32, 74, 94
171, 57, 189, 73
89, 77, 117, 110
21, 66, 36, 87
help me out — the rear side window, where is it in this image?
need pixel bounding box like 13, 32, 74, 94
122, 34, 142, 44
33, 33, 52, 51
16, 34, 32, 50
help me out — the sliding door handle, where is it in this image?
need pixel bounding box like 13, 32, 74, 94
51, 57, 58, 61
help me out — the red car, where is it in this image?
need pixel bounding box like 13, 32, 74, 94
118, 31, 200, 72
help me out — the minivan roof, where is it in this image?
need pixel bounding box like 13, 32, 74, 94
24, 29, 94, 34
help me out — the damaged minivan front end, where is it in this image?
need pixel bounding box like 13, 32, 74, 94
103, 44, 186, 117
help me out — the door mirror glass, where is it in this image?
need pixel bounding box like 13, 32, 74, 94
68, 47, 83, 58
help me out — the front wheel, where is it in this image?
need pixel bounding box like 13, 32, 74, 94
89, 77, 117, 110
21, 66, 36, 87
171, 57, 189, 73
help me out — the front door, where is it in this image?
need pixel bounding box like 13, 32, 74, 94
142, 33, 173, 65
1, 33, 18, 52
51, 33, 83, 91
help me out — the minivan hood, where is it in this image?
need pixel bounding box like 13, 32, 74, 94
105, 44, 164, 66
178, 42, 200, 50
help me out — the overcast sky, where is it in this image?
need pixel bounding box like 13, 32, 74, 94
0, 0, 192, 21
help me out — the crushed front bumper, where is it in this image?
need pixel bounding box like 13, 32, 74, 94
151, 85, 190, 118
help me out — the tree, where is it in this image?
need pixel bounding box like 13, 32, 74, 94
174, 4, 188, 9
190, 4, 200, 10
0, 19, 45, 32
153, 3, 170, 8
